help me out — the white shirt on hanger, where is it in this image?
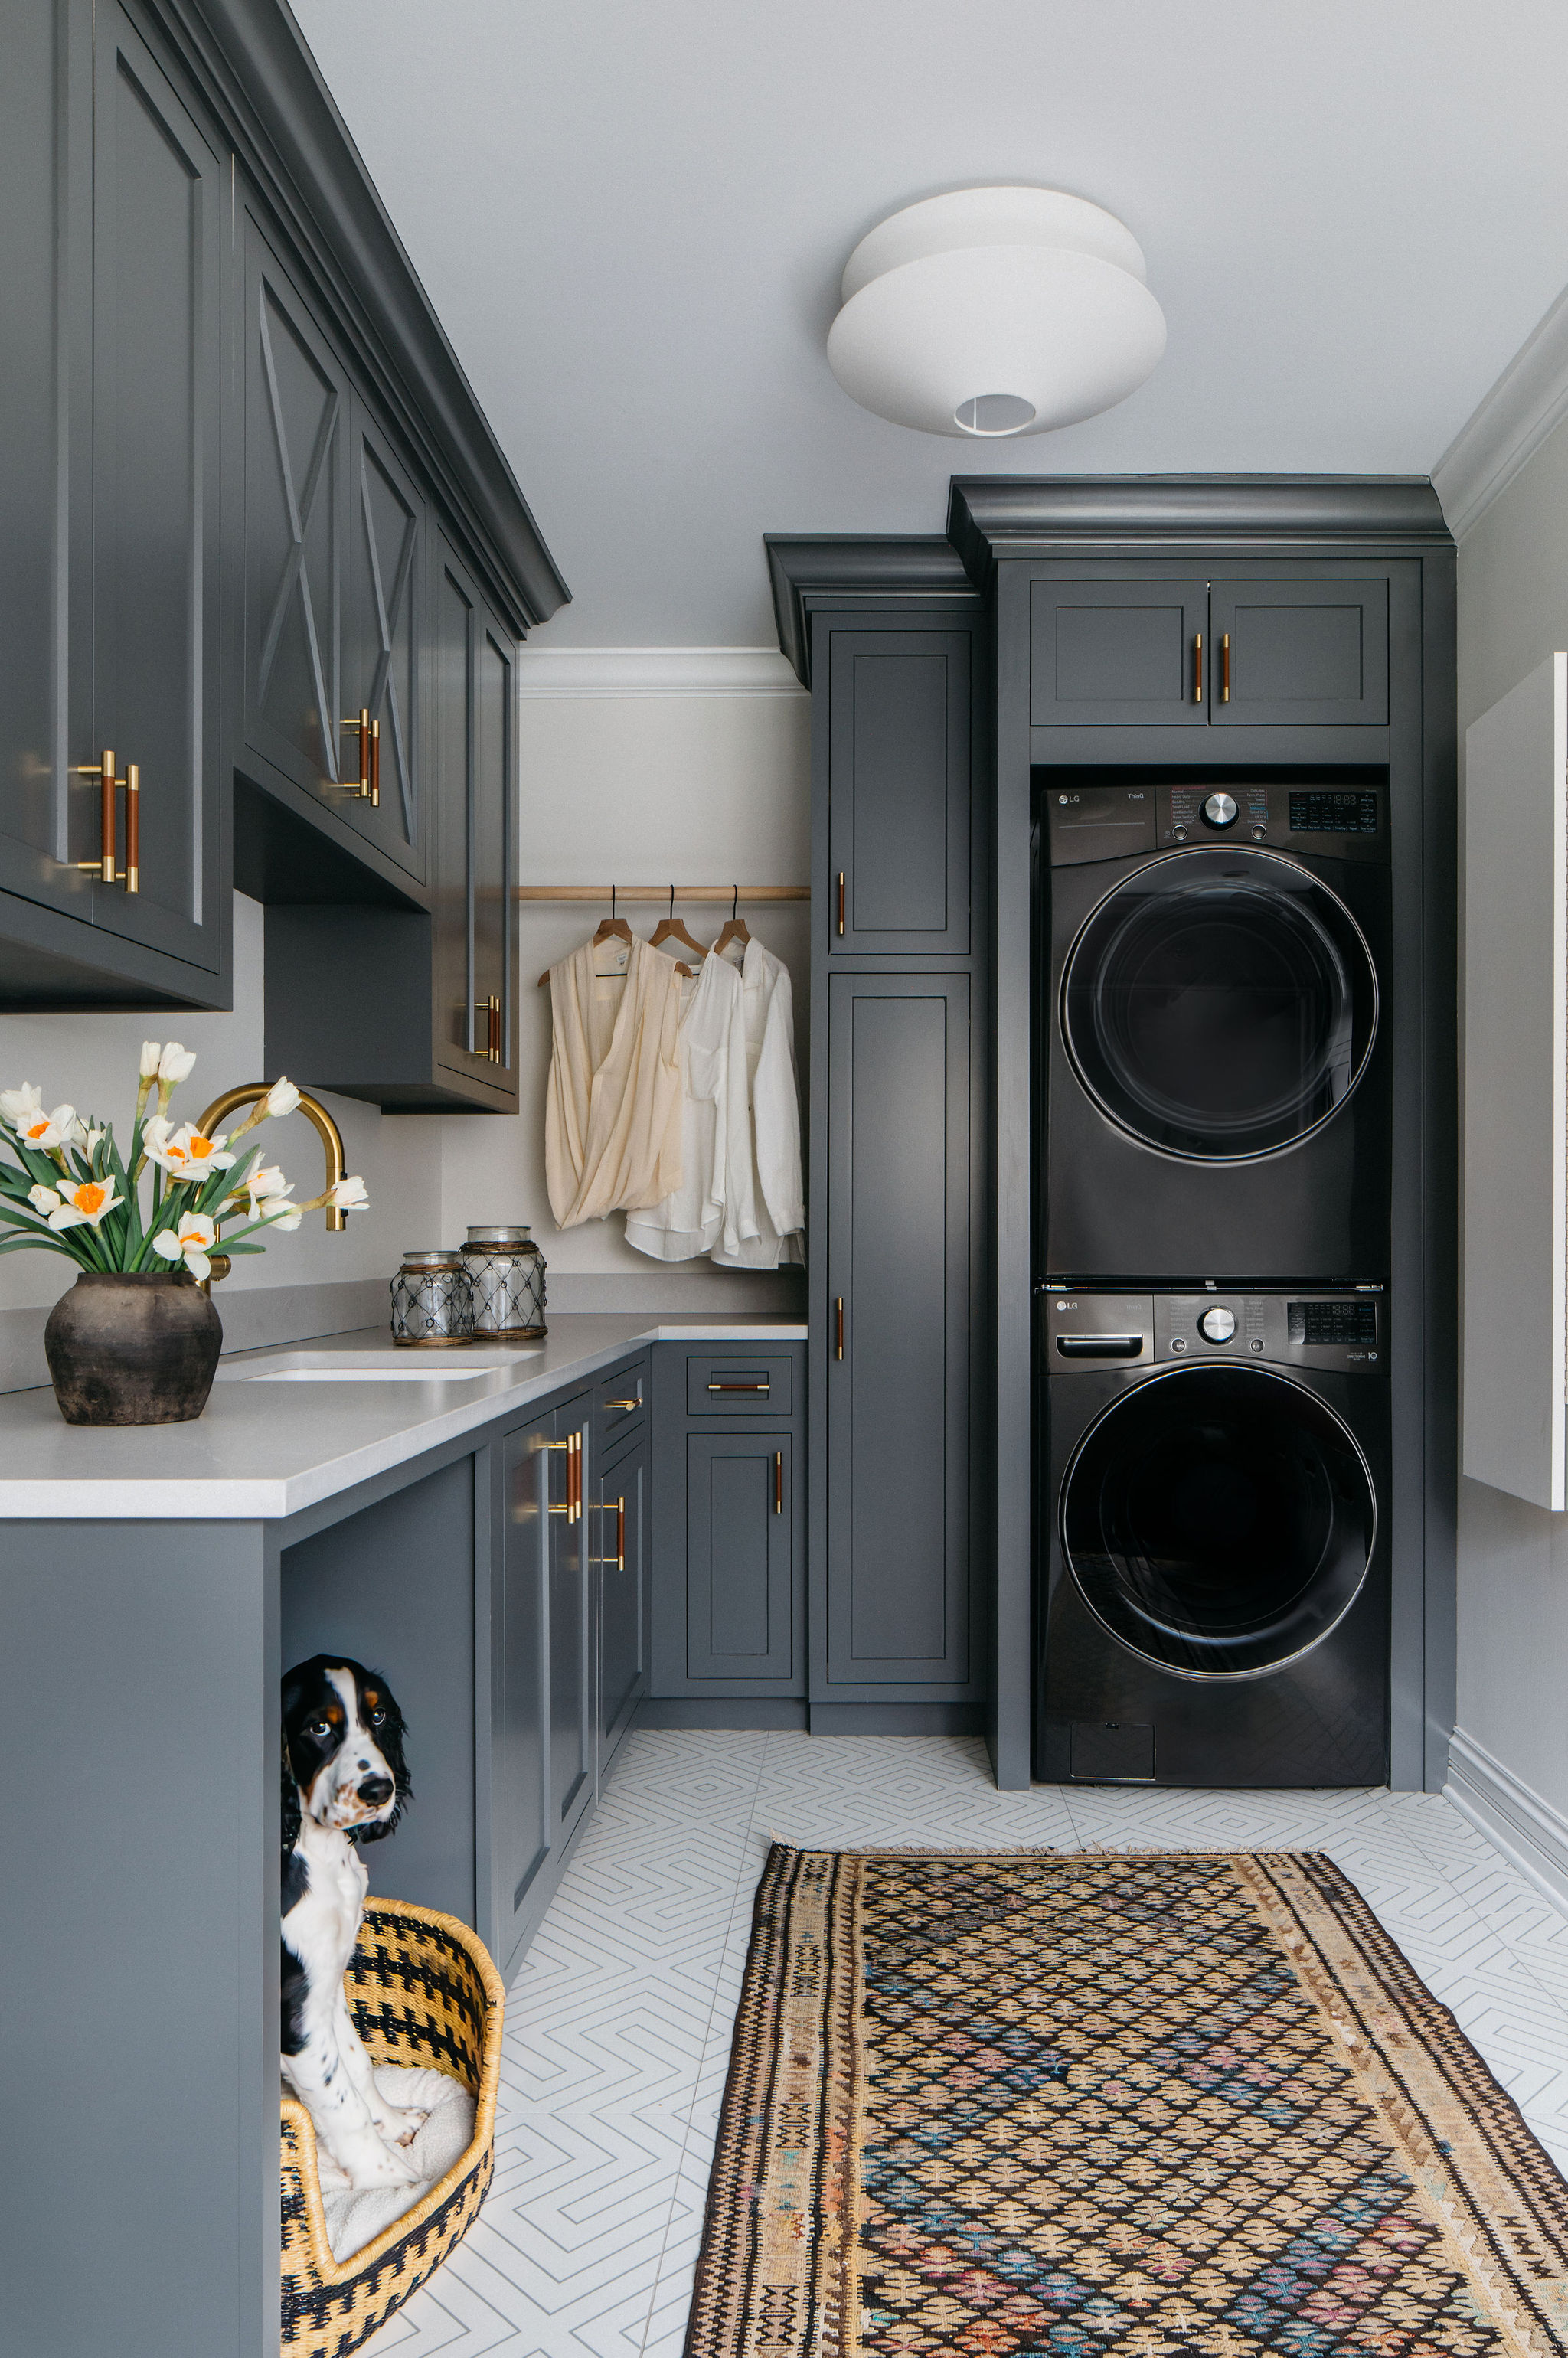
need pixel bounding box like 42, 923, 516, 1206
625, 950, 758, 1262
710, 936, 805, 1271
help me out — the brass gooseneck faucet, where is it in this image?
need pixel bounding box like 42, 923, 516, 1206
195, 1084, 350, 1232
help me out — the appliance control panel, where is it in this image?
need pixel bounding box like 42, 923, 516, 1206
1043, 782, 1386, 865
1043, 1287, 1383, 1373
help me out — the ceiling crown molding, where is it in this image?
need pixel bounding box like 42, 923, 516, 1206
765, 537, 977, 684
1432, 285, 1568, 541
516, 647, 805, 697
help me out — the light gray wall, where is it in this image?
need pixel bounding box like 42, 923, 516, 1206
1455, 417, 1568, 1812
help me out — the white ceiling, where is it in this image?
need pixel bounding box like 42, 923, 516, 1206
292, 0, 1568, 648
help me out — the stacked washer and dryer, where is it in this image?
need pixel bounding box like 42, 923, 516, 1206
1036, 777, 1392, 1787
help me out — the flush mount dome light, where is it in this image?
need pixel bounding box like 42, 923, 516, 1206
826, 186, 1166, 439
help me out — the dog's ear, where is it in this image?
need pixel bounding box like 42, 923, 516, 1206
280, 1735, 302, 1857
356, 1687, 411, 1847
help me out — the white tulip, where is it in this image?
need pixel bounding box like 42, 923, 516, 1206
139, 1041, 162, 1079
0, 1083, 44, 1128
328, 1174, 369, 1211
158, 1043, 196, 1085
264, 1077, 301, 1119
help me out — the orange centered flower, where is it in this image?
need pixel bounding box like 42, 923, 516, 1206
185, 1135, 217, 1162
21, 1119, 52, 1142
74, 1181, 108, 1217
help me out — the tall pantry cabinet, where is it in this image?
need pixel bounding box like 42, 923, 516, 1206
770, 542, 991, 1736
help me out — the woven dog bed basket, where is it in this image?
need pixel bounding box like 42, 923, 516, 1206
280, 1897, 505, 2357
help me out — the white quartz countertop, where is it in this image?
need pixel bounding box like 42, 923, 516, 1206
0, 1315, 806, 1520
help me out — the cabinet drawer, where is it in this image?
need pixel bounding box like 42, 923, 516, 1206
595, 1358, 648, 1442
685, 1354, 794, 1416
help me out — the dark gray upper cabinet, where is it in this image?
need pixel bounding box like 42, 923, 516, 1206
345, 402, 426, 881
824, 623, 971, 955
1209, 577, 1389, 726
1030, 573, 1390, 728
0, 0, 229, 1008
433, 533, 517, 1109
824, 972, 975, 1693
1030, 580, 1209, 727
685, 1431, 796, 1684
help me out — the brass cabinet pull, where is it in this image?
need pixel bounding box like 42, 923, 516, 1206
835, 1296, 844, 1360
472, 995, 502, 1063
338, 710, 371, 796
837, 870, 845, 936
603, 1396, 641, 1413
369, 717, 381, 806
1220, 632, 1231, 704
774, 1451, 782, 1515
590, 1494, 626, 1569
1193, 632, 1204, 704
541, 1431, 581, 1520
73, 750, 139, 891
707, 1380, 769, 1394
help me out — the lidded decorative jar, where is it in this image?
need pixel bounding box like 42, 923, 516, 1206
459, 1225, 547, 1340
390, 1248, 475, 1346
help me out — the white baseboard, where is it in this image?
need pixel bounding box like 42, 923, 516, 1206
1445, 1727, 1568, 1918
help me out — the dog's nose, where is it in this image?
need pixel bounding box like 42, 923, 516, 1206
358, 1775, 394, 1807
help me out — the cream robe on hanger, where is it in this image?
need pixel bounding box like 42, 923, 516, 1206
544, 936, 684, 1228
625, 951, 756, 1262
710, 936, 805, 1270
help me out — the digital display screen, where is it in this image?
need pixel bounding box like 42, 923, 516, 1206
1288, 790, 1380, 835
1289, 1300, 1378, 1346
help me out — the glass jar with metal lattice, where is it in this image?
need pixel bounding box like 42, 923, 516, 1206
459, 1225, 547, 1340
390, 1249, 475, 1346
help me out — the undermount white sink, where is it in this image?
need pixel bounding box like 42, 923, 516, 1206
214, 1348, 539, 1383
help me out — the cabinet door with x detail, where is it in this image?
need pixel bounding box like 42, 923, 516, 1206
341, 397, 426, 883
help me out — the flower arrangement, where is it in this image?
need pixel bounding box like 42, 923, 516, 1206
0, 1041, 368, 1283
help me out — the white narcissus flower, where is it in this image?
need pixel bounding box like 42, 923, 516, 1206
73, 1120, 106, 1155
28, 1184, 61, 1214
152, 1210, 217, 1280
47, 1177, 121, 1230
263, 1203, 302, 1232
264, 1077, 300, 1119
243, 1162, 293, 1211
157, 1043, 195, 1085
0, 1083, 44, 1128
139, 1041, 162, 1079
328, 1174, 368, 1211
144, 1122, 235, 1181
14, 1102, 77, 1155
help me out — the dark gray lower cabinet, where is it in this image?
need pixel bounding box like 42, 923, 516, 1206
489, 1360, 648, 1978
648, 1342, 807, 1703
822, 972, 978, 1700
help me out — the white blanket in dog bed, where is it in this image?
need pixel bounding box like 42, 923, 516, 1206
314, 2065, 478, 2261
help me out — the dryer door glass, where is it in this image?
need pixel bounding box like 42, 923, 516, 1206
1062, 1364, 1376, 1677
1061, 848, 1377, 1160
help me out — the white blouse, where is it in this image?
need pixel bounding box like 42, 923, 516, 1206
710, 936, 805, 1272
544, 936, 684, 1229
625, 951, 758, 1262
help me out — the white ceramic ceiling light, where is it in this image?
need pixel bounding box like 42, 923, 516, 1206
826, 186, 1166, 439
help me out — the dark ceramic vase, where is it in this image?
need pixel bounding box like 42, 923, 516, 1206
44, 1270, 224, 1426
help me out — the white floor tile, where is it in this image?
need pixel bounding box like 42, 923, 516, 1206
355, 1732, 1568, 2358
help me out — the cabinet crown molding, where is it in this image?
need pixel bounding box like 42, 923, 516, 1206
946, 474, 1452, 590
766, 536, 976, 684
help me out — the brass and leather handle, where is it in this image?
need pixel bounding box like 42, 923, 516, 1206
542, 1431, 582, 1520
1220, 632, 1231, 704
835, 1296, 844, 1360
707, 1380, 769, 1395
1193, 632, 1204, 704
774, 1451, 782, 1515
338, 710, 371, 797
472, 995, 502, 1063
837, 871, 845, 936
73, 750, 140, 891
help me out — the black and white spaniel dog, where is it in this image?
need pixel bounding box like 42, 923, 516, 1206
281, 1654, 426, 2190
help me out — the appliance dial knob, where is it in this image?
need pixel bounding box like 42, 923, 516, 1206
1202, 792, 1239, 829
1250, 823, 1267, 841
1199, 1305, 1237, 1344
1171, 825, 1189, 843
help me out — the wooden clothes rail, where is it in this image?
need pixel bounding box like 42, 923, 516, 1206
517, 886, 808, 901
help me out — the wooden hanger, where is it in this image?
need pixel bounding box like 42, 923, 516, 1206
648, 885, 705, 962
537, 886, 692, 986
714, 884, 750, 959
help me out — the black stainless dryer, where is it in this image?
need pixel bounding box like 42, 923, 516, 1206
1037, 1285, 1388, 1787
1041, 779, 1390, 1279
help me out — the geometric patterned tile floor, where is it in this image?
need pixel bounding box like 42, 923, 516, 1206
359, 1729, 1568, 2357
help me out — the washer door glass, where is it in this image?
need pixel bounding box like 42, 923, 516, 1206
1061, 848, 1377, 1161
1062, 1364, 1376, 1678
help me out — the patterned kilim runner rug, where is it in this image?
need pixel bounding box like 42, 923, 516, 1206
684, 1847, 1568, 2358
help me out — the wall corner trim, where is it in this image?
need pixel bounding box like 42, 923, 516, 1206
515, 646, 805, 698
1432, 286, 1568, 541
1445, 1726, 1568, 1919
